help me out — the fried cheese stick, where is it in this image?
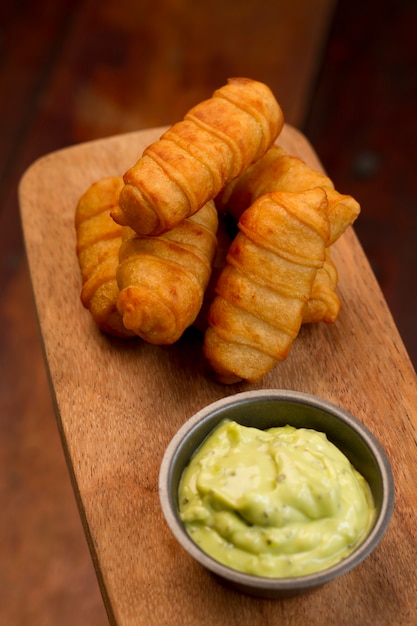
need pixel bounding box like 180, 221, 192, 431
116, 201, 218, 344
217, 144, 360, 246
112, 78, 284, 236
215, 144, 359, 326
203, 188, 329, 384
75, 176, 135, 338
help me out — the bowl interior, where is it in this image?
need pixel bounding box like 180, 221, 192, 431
169, 394, 387, 513
160, 390, 394, 597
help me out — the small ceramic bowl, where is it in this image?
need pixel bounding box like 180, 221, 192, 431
159, 389, 394, 598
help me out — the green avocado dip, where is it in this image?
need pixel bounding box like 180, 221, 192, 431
178, 420, 376, 578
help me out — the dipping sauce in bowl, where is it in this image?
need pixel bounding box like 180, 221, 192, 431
179, 420, 375, 578
159, 390, 394, 598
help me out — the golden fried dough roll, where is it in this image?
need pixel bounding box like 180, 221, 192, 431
203, 188, 329, 384
75, 177, 135, 338
112, 78, 284, 236
116, 200, 218, 344
194, 214, 340, 333
302, 249, 340, 324
217, 144, 360, 245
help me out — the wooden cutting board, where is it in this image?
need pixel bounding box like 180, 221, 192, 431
19, 125, 417, 626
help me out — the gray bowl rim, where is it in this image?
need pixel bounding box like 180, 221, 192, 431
159, 389, 395, 593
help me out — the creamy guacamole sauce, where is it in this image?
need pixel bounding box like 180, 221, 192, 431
179, 420, 376, 578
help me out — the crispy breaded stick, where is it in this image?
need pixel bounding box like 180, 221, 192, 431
116, 201, 218, 344
75, 177, 135, 338
203, 188, 329, 384
194, 216, 341, 333
112, 78, 284, 236
217, 144, 360, 245
215, 144, 359, 328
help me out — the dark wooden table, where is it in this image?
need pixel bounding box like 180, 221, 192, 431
4, 0, 417, 624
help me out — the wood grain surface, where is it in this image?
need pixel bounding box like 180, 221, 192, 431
19, 124, 417, 626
